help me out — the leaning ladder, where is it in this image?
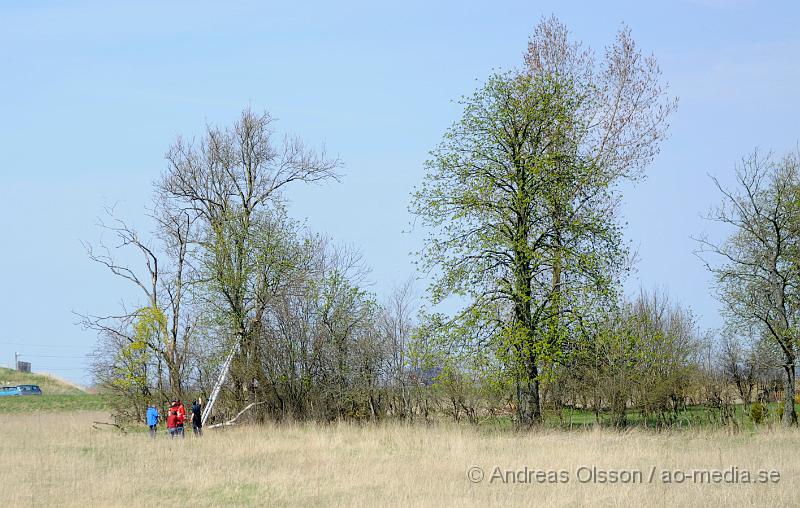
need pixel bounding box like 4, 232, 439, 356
201, 344, 237, 426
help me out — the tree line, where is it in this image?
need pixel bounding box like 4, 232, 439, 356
83, 16, 800, 428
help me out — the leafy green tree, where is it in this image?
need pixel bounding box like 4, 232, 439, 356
411, 18, 674, 425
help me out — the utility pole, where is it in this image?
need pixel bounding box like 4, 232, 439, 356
14, 352, 18, 370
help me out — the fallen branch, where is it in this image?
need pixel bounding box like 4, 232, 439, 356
92, 421, 127, 434
206, 401, 267, 429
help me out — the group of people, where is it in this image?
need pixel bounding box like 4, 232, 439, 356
145, 399, 203, 438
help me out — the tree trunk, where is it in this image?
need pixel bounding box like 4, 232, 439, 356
517, 356, 542, 425
168, 361, 182, 400
782, 357, 797, 427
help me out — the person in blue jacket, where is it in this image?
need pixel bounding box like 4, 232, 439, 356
146, 403, 160, 439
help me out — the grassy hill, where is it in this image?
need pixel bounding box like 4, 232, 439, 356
0, 367, 108, 413
0, 367, 87, 394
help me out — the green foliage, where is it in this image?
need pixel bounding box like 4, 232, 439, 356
410, 69, 629, 423
111, 306, 164, 394
99, 305, 171, 421
561, 290, 700, 427
750, 402, 766, 425
133, 305, 168, 347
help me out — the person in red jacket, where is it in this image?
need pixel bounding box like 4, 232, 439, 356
175, 400, 186, 438
166, 402, 179, 438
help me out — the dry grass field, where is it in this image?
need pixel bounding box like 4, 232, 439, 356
1, 411, 799, 507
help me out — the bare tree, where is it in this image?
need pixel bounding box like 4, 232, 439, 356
696, 150, 800, 426
524, 16, 676, 183
158, 108, 341, 412
380, 278, 417, 418
81, 205, 196, 413
718, 329, 759, 406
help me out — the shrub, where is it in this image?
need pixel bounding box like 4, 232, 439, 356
749, 402, 766, 424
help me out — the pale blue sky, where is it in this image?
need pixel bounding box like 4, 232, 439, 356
1, 1, 798, 384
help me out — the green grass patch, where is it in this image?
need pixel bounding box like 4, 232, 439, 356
476, 402, 800, 431
551, 403, 800, 430
0, 394, 110, 413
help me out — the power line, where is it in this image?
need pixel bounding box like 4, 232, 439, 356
0, 341, 90, 349
33, 368, 88, 372
17, 354, 93, 359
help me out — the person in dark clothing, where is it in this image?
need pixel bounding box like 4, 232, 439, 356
191, 400, 203, 436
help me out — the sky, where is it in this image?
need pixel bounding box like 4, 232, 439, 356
1, 0, 798, 385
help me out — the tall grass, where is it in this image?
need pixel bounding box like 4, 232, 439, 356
1, 412, 797, 507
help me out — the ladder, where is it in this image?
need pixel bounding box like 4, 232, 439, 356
201, 344, 237, 426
